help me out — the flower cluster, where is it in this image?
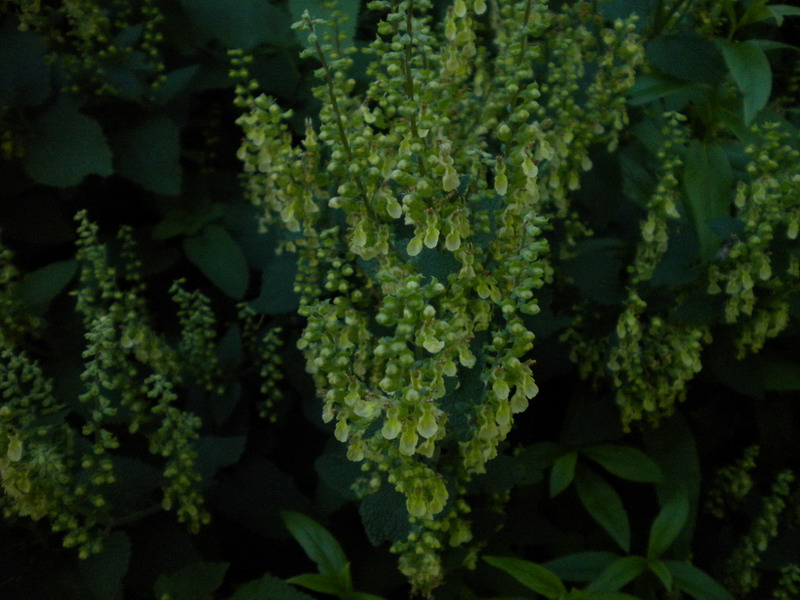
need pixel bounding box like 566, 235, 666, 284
706, 444, 760, 519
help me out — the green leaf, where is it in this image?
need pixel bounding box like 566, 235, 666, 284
153, 65, 201, 105
562, 239, 626, 306
79, 531, 131, 600
110, 117, 182, 196
22, 97, 113, 187
286, 573, 347, 595
764, 4, 800, 26
575, 466, 631, 553
646, 33, 726, 83
183, 225, 249, 299
550, 450, 578, 497
581, 444, 664, 483
683, 141, 733, 261
586, 557, 647, 592
542, 552, 618, 582
0, 18, 51, 106
628, 73, 696, 106
282, 512, 349, 584
229, 573, 316, 600
718, 39, 772, 125
14, 260, 77, 316
663, 561, 735, 600
358, 484, 413, 546
648, 559, 673, 591
648, 489, 690, 558
195, 435, 246, 481
350, 592, 385, 600
179, 0, 294, 49
484, 556, 567, 599
154, 562, 229, 600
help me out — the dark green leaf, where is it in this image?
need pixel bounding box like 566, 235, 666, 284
648, 559, 673, 591
179, 0, 294, 49
761, 353, 800, 390
286, 573, 347, 595
79, 531, 131, 600
562, 239, 626, 306
0, 18, 51, 106
646, 33, 726, 83
550, 451, 578, 497
22, 97, 113, 187
766, 4, 800, 26
581, 444, 664, 483
14, 260, 77, 316
628, 73, 696, 106
664, 561, 735, 600
282, 512, 349, 583
153, 65, 201, 105
484, 556, 567, 599
229, 573, 316, 600
718, 40, 772, 125
358, 484, 413, 546
111, 117, 181, 196
154, 562, 229, 600
195, 436, 246, 481
350, 592, 385, 600
183, 225, 249, 299
586, 557, 646, 592
683, 141, 733, 261
542, 551, 618, 582
648, 489, 690, 558
575, 466, 631, 552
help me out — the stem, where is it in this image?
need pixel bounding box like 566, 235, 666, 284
401, 0, 429, 178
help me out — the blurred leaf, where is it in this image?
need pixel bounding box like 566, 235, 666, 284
628, 73, 696, 106
718, 40, 772, 125
22, 97, 113, 187
648, 489, 690, 558
153, 65, 201, 105
586, 557, 647, 592
581, 444, 664, 483
550, 451, 578, 497
761, 353, 800, 390
110, 116, 181, 196
683, 141, 733, 261
195, 435, 246, 482
229, 573, 315, 600
575, 466, 631, 553
542, 551, 618, 582
282, 512, 349, 583
648, 559, 673, 591
664, 561, 735, 600
79, 531, 131, 600
153, 204, 225, 240
184, 224, 249, 299
0, 18, 51, 106
154, 562, 229, 600
646, 33, 726, 83
289, 0, 361, 54
14, 260, 77, 316
286, 573, 347, 595
179, 0, 294, 49
484, 556, 566, 599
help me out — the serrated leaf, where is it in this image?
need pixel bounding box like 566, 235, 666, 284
648, 489, 690, 558
111, 116, 181, 196
286, 573, 347, 595
550, 451, 578, 497
22, 97, 113, 187
358, 485, 413, 546
14, 260, 77, 316
79, 531, 131, 600
663, 561, 735, 600
718, 39, 772, 125
179, 0, 294, 49
154, 562, 229, 600
228, 573, 316, 600
575, 466, 631, 552
184, 225, 249, 299
683, 141, 733, 261
542, 551, 618, 582
586, 557, 647, 592
484, 556, 567, 599
281, 512, 349, 584
581, 444, 664, 483
648, 559, 673, 591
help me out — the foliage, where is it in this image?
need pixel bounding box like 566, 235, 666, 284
0, 0, 799, 599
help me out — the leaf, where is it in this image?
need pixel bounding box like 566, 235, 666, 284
628, 73, 696, 106
683, 141, 733, 261
581, 444, 664, 483
281, 512, 349, 584
153, 65, 201, 105
228, 573, 316, 600
154, 562, 229, 600
586, 557, 647, 592
562, 239, 626, 306
648, 559, 673, 591
350, 592, 385, 600
183, 225, 249, 299
110, 117, 182, 195
286, 573, 347, 595
648, 489, 690, 558
358, 484, 413, 546
0, 18, 51, 106
646, 33, 726, 83
574, 466, 631, 553
79, 531, 131, 600
718, 40, 772, 125
195, 435, 246, 482
14, 260, 77, 316
542, 551, 618, 582
484, 556, 567, 599
550, 451, 578, 497
663, 561, 735, 600
22, 97, 113, 187
179, 0, 294, 49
